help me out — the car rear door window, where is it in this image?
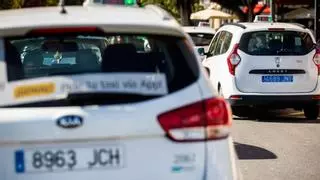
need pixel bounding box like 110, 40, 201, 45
213, 31, 226, 56
220, 31, 233, 54
207, 31, 221, 57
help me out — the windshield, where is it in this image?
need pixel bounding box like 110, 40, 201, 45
3, 33, 198, 106
239, 31, 315, 56
188, 33, 214, 46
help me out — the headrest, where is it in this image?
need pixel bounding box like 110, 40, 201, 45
76, 49, 99, 64
5, 41, 24, 80
103, 44, 137, 57
41, 41, 78, 52
23, 49, 43, 67
101, 44, 138, 72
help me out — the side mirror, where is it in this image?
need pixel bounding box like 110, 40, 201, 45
314, 43, 320, 52
196, 47, 205, 56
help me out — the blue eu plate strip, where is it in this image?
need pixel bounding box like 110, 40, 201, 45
262, 75, 293, 83
15, 150, 25, 173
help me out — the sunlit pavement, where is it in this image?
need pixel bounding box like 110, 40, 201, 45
232, 109, 320, 180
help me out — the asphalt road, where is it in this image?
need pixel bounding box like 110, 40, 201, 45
232, 110, 320, 180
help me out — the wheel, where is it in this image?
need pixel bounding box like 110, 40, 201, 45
303, 106, 319, 120
232, 107, 250, 118
247, 107, 269, 121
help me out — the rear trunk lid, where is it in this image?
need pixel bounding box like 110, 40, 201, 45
236, 30, 318, 93
0, 84, 207, 180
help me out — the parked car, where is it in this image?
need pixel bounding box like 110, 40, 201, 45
203, 22, 320, 119
183, 26, 215, 61
0, 3, 239, 180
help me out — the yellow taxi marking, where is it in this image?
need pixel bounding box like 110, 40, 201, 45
14, 82, 55, 99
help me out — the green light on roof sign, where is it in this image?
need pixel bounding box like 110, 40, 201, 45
124, 0, 135, 5
254, 15, 273, 22
93, 0, 136, 6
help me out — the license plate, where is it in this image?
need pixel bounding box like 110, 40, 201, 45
15, 146, 124, 173
262, 75, 293, 82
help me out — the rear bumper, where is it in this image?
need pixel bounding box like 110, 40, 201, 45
227, 95, 320, 108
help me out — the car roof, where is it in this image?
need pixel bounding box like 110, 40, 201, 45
221, 22, 308, 32
183, 26, 216, 34
0, 5, 185, 37
239, 22, 307, 31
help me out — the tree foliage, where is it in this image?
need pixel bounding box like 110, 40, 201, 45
1, 0, 203, 26
212, 0, 266, 21
140, 0, 204, 25
0, 0, 84, 9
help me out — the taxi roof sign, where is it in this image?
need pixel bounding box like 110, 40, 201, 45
254, 15, 273, 22
83, 0, 137, 6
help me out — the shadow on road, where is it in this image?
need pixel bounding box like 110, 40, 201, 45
234, 142, 277, 160
258, 117, 320, 124
234, 116, 320, 124
233, 109, 320, 124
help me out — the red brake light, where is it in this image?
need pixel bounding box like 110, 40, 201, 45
312, 95, 320, 100
29, 27, 99, 35
158, 98, 232, 142
229, 95, 242, 100
227, 43, 241, 76
268, 28, 285, 31
313, 50, 320, 75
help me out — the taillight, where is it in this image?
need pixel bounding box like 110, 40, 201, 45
268, 28, 285, 31
313, 50, 320, 75
229, 95, 242, 100
158, 98, 232, 142
312, 95, 320, 100
227, 44, 241, 75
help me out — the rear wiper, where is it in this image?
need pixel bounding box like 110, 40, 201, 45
48, 71, 98, 76
65, 92, 161, 105
1, 93, 162, 108
276, 48, 302, 55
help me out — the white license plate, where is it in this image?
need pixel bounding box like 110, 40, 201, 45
15, 145, 124, 173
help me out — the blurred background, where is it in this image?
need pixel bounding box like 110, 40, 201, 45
0, 0, 317, 32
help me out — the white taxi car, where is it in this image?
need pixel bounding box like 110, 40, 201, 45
203, 21, 320, 119
0, 3, 239, 180
183, 26, 215, 60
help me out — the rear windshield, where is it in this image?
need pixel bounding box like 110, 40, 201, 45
239, 31, 315, 56
3, 33, 198, 106
188, 33, 214, 46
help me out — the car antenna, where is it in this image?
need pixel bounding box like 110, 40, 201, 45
59, 0, 67, 14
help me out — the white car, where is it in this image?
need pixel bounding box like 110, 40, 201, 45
183, 26, 215, 60
0, 4, 239, 180
203, 22, 320, 119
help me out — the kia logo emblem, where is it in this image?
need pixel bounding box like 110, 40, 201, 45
56, 115, 83, 129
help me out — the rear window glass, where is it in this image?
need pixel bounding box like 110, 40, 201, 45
239, 31, 315, 56
5, 33, 198, 95
188, 33, 214, 46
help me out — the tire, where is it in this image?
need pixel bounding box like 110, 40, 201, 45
232, 107, 250, 118
248, 107, 269, 120
303, 106, 319, 120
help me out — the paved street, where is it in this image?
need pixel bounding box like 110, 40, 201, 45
232, 110, 320, 180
